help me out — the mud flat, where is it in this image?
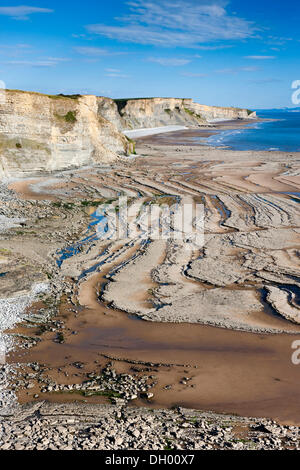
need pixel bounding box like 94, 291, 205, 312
1, 133, 300, 441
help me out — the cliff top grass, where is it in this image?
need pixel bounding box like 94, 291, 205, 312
4, 90, 253, 115
199, 103, 254, 113
6, 89, 81, 100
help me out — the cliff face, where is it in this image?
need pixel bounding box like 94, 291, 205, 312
97, 97, 124, 131
113, 98, 207, 129
187, 102, 256, 121
102, 97, 256, 130
0, 91, 128, 178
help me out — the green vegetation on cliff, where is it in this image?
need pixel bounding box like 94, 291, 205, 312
184, 107, 203, 120
54, 110, 77, 124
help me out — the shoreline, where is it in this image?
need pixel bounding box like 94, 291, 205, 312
136, 117, 269, 150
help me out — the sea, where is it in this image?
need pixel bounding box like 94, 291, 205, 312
203, 108, 300, 152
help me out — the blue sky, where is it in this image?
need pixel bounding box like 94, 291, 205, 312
0, 0, 299, 108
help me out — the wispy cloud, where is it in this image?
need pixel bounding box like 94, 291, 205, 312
74, 47, 110, 56
105, 68, 121, 73
74, 46, 126, 57
216, 65, 260, 74
105, 72, 129, 78
46, 57, 70, 63
0, 6, 53, 21
148, 57, 191, 66
0, 43, 32, 57
181, 72, 207, 77
86, 0, 257, 48
265, 35, 292, 46
72, 33, 88, 39
194, 45, 234, 50
4, 57, 70, 67
0, 43, 31, 50
244, 55, 276, 60
248, 78, 283, 84
104, 67, 129, 78
240, 66, 260, 72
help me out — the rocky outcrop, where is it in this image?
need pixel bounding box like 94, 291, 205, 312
0, 91, 129, 178
97, 96, 124, 131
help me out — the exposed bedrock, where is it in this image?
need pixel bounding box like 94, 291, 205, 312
187, 229, 300, 286
103, 239, 167, 315
266, 286, 300, 324
99, 187, 300, 331
141, 288, 266, 331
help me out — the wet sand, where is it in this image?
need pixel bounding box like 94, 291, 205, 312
138, 119, 261, 146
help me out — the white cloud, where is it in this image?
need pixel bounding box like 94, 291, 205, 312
0, 6, 53, 20
148, 57, 191, 66
244, 55, 276, 60
86, 0, 256, 48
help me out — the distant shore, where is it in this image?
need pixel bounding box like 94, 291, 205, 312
135, 118, 260, 146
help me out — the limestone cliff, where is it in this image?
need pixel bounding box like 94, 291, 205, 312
113, 98, 208, 129
0, 90, 256, 177
0, 90, 128, 178
98, 97, 256, 130
187, 102, 256, 121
